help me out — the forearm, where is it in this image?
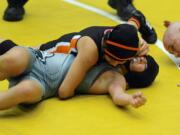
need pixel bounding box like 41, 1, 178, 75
58, 68, 87, 99
108, 79, 131, 107
110, 87, 147, 108
110, 85, 147, 108
111, 89, 132, 107
58, 36, 98, 99
58, 57, 94, 99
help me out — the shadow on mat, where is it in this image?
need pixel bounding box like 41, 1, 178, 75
0, 103, 40, 118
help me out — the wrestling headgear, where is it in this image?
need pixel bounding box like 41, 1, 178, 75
104, 24, 139, 61
124, 55, 159, 88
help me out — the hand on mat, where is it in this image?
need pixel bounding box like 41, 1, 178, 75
129, 91, 147, 108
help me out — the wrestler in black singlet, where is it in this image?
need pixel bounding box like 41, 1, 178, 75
39, 26, 115, 63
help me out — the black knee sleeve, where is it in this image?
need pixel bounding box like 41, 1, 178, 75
0, 40, 17, 55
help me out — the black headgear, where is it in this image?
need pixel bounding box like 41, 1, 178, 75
104, 24, 139, 61
124, 55, 159, 88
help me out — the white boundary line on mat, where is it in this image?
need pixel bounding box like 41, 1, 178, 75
64, 0, 180, 69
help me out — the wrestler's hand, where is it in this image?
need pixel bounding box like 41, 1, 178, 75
129, 91, 147, 108
137, 38, 149, 56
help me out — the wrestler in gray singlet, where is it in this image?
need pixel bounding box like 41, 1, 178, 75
9, 47, 75, 100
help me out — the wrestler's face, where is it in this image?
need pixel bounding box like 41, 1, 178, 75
173, 42, 180, 57
163, 35, 180, 57
163, 23, 180, 57
104, 55, 127, 66
129, 57, 147, 72
165, 43, 180, 57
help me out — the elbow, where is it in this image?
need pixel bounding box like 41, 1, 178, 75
58, 93, 69, 100
112, 95, 129, 107
112, 95, 121, 106
58, 88, 74, 100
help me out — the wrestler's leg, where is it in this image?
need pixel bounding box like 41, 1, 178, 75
0, 79, 43, 110
0, 40, 17, 55
0, 47, 31, 80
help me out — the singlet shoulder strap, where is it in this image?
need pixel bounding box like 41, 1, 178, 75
76, 62, 117, 94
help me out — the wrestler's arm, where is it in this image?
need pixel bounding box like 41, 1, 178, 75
108, 72, 147, 108
127, 19, 149, 56
58, 36, 98, 99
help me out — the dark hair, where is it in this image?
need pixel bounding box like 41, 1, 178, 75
124, 55, 159, 88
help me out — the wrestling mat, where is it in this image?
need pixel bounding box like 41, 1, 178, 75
0, 0, 180, 135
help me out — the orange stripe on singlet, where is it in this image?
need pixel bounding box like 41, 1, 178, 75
51, 46, 70, 53
50, 35, 81, 54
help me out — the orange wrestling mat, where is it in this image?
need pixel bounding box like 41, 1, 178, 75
0, 0, 180, 135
